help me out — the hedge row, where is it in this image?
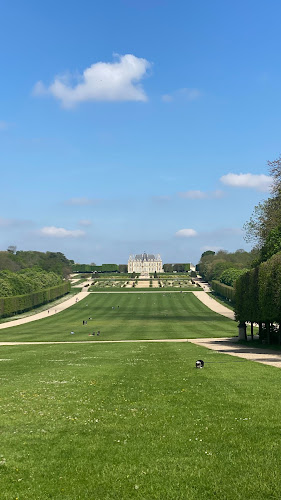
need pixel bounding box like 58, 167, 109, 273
212, 280, 235, 302
234, 252, 281, 324
0, 281, 71, 318
72, 264, 118, 273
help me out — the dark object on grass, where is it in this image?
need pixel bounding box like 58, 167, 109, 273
195, 360, 204, 369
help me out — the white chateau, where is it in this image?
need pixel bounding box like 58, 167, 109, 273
128, 252, 163, 274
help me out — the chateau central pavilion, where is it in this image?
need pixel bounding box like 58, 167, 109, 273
128, 253, 163, 274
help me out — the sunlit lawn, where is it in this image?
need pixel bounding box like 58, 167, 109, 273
0, 292, 236, 342
0, 342, 280, 499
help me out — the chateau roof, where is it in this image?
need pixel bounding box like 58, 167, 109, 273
129, 252, 162, 262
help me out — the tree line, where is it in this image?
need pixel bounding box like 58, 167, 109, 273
0, 250, 73, 278
234, 156, 281, 343
0, 268, 63, 297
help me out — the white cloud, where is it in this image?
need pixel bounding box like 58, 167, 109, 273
162, 87, 202, 103
179, 189, 224, 199
79, 219, 92, 226
179, 190, 206, 199
220, 173, 272, 192
33, 54, 151, 108
162, 94, 174, 102
40, 226, 85, 238
200, 245, 222, 252
65, 197, 98, 206
175, 228, 198, 237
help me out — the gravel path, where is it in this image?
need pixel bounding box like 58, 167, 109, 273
188, 337, 281, 369
0, 285, 89, 330
192, 291, 235, 320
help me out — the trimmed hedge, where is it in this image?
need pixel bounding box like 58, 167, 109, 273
212, 280, 235, 302
235, 252, 281, 324
72, 264, 118, 273
0, 281, 71, 318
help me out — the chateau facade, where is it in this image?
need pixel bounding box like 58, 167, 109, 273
128, 253, 163, 274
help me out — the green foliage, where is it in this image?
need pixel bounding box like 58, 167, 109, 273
118, 264, 128, 273
0, 250, 72, 277
163, 263, 190, 273
212, 281, 235, 302
0, 281, 70, 318
235, 251, 281, 328
244, 155, 281, 246
0, 269, 62, 297
201, 250, 215, 259
197, 249, 256, 282
72, 263, 118, 273
258, 226, 281, 263
163, 264, 173, 273
219, 267, 248, 287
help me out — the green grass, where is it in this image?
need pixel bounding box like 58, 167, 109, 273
0, 342, 280, 499
0, 293, 237, 342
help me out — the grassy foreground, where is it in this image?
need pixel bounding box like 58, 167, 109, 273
0, 293, 236, 342
0, 342, 280, 499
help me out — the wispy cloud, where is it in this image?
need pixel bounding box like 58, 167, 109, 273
0, 217, 31, 228
162, 87, 202, 103
33, 54, 151, 108
151, 195, 172, 203
175, 228, 198, 237
220, 173, 272, 192
79, 219, 92, 226
65, 197, 99, 206
39, 226, 85, 238
179, 189, 224, 199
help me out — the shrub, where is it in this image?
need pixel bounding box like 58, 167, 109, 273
0, 282, 70, 318
212, 280, 235, 302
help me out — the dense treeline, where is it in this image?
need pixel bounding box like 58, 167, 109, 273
0, 281, 71, 318
0, 269, 62, 297
196, 249, 255, 284
72, 263, 119, 273
163, 263, 190, 272
0, 250, 73, 278
235, 156, 281, 342
212, 281, 236, 302
235, 252, 281, 343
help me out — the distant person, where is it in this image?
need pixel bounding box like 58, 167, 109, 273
48, 310, 50, 314
97, 331, 100, 336
71, 331, 75, 335
92, 332, 95, 336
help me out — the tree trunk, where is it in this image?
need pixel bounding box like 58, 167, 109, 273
259, 322, 263, 339
251, 322, 254, 341
266, 321, 270, 344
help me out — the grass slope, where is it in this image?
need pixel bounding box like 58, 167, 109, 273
0, 293, 236, 342
0, 342, 280, 499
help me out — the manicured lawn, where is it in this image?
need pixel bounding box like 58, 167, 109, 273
0, 342, 280, 499
0, 293, 237, 342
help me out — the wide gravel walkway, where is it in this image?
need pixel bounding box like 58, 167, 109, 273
0, 284, 89, 330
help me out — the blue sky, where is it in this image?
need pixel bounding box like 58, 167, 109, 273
1, 0, 281, 265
